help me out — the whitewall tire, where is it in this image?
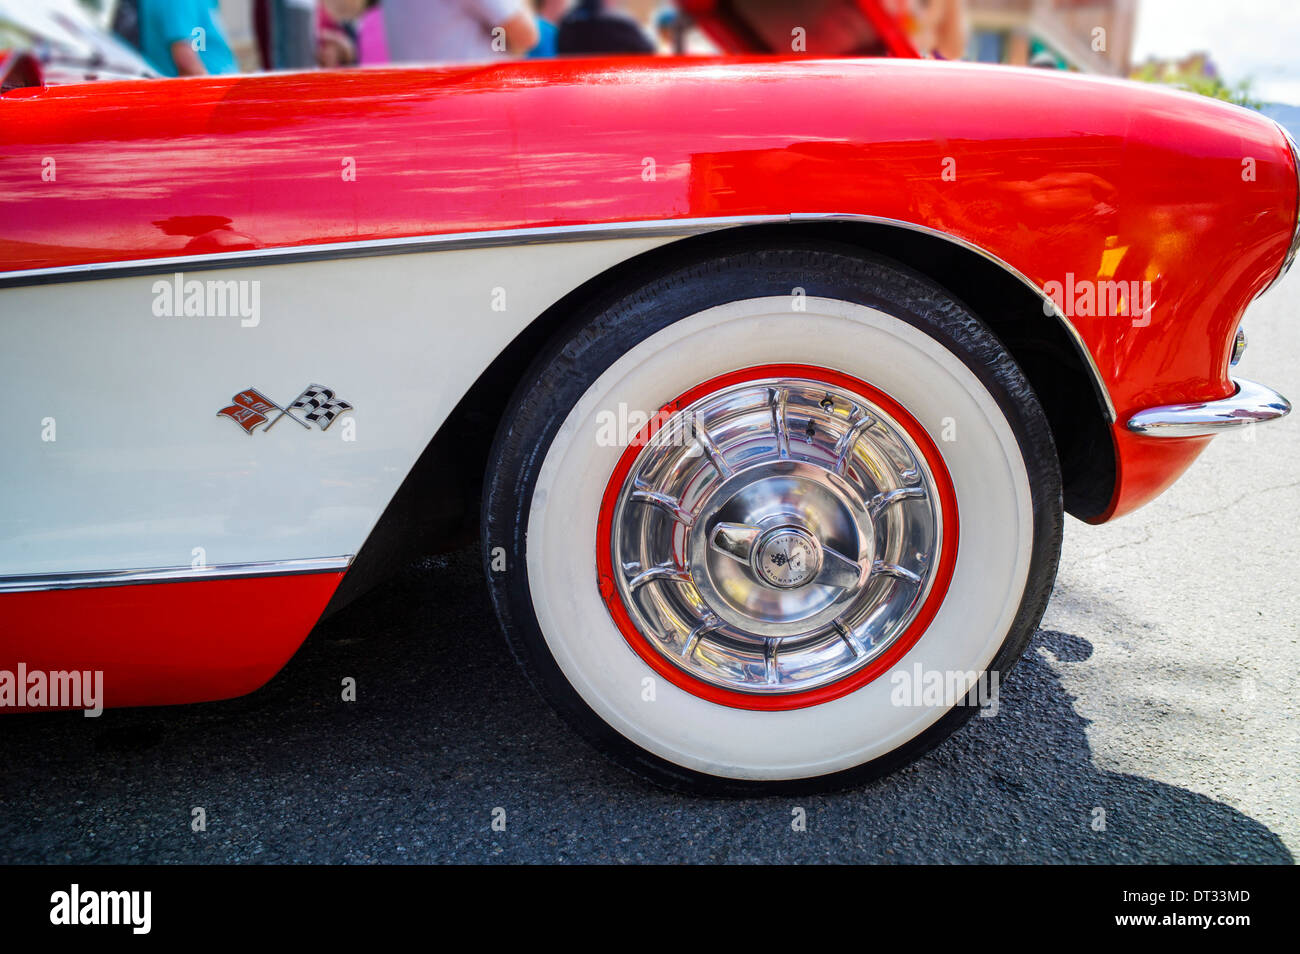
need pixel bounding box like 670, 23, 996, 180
484, 242, 1062, 792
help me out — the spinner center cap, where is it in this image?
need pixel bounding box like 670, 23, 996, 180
752, 526, 822, 589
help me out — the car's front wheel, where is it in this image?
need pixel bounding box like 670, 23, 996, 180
484, 242, 1062, 793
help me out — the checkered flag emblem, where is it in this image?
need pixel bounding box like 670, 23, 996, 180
288, 385, 353, 431
217, 381, 354, 435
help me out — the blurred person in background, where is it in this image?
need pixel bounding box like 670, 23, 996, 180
897, 0, 967, 60
137, 0, 239, 76
654, 6, 683, 54
528, 0, 566, 58
257, 0, 317, 69
355, 1, 388, 63
317, 0, 385, 66
556, 0, 654, 55
383, 0, 539, 64
111, 0, 141, 49
317, 8, 357, 66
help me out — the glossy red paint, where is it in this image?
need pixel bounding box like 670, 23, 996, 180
1103, 429, 1212, 522
1, 57, 1295, 524
0, 571, 344, 709
595, 364, 959, 711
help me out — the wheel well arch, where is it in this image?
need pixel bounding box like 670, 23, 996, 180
324, 221, 1116, 615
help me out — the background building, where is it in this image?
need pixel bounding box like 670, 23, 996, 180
966, 0, 1137, 74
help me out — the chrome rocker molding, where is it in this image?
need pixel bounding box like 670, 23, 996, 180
1127, 378, 1292, 437
0, 556, 353, 594
0, 212, 1117, 420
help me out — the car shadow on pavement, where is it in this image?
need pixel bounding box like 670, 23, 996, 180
0, 547, 1291, 864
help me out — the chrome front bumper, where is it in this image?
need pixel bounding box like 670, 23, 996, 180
1127, 379, 1292, 437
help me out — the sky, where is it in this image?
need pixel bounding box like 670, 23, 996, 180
1132, 0, 1300, 105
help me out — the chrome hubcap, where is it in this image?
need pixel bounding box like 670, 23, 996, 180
607, 376, 945, 695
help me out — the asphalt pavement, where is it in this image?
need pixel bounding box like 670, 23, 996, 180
1, 271, 1295, 865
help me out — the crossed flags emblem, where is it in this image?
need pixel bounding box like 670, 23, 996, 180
217, 384, 353, 435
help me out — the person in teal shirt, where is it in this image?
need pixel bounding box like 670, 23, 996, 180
138, 0, 238, 77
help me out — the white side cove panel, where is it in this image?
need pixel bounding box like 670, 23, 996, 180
0, 236, 675, 576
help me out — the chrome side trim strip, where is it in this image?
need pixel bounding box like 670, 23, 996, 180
0, 216, 789, 288
1127, 378, 1292, 437
0, 211, 1116, 419
0, 556, 353, 594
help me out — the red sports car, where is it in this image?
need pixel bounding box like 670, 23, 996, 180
0, 8, 1293, 790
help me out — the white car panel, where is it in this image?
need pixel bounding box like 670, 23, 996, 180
0, 235, 674, 575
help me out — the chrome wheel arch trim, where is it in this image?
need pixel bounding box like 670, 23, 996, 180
0, 556, 353, 594
1127, 378, 1292, 437
0, 211, 1116, 420
788, 213, 1116, 420
1263, 121, 1300, 294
